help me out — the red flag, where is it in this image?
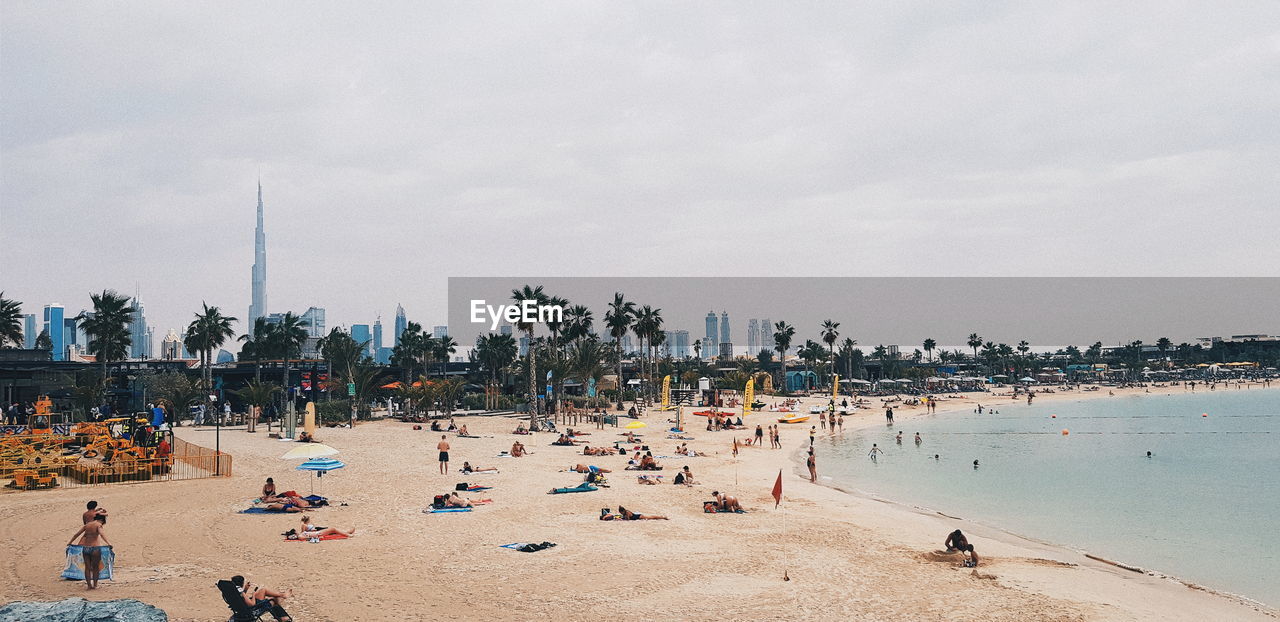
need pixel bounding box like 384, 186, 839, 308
771, 469, 783, 508
732, 438, 739, 457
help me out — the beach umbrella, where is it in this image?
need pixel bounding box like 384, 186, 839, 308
281, 443, 339, 460
625, 421, 647, 429
1019, 377, 1036, 383
295, 457, 345, 495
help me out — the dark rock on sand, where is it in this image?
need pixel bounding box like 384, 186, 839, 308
0, 597, 167, 622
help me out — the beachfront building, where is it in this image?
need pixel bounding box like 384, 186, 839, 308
704, 311, 718, 360
786, 370, 818, 392
161, 329, 182, 360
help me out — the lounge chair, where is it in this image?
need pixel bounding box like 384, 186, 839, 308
217, 579, 291, 622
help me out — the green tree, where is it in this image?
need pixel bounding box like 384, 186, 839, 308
34, 328, 52, 352
820, 320, 841, 385
967, 333, 983, 366
234, 379, 280, 417
511, 285, 548, 422
773, 321, 796, 390
922, 338, 936, 363
145, 371, 205, 422
0, 292, 22, 348
433, 335, 457, 377
568, 336, 610, 409
269, 312, 308, 422
185, 303, 238, 426
78, 290, 134, 381
238, 317, 273, 383
604, 292, 636, 411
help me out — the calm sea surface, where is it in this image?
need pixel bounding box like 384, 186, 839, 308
818, 387, 1279, 606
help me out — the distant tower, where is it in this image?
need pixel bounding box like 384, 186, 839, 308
719, 311, 730, 345
24, 314, 36, 349
747, 319, 759, 355
249, 179, 268, 325
704, 311, 718, 360
130, 296, 151, 359
373, 317, 383, 359
394, 304, 407, 347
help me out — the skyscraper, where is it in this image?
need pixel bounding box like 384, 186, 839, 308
130, 297, 151, 359
760, 319, 773, 354
747, 319, 759, 355
162, 329, 181, 360
43, 304, 65, 361
704, 311, 718, 360
351, 324, 371, 355
664, 330, 690, 358
432, 326, 448, 339
719, 311, 730, 345
249, 179, 268, 325
372, 318, 384, 360
23, 314, 36, 349
393, 304, 407, 347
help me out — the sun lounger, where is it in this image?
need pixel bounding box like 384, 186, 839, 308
217, 579, 291, 621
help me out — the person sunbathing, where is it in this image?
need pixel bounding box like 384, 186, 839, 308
639, 453, 662, 470
615, 505, 669, 520
570, 464, 610, 473
457, 424, 470, 436
513, 424, 528, 434
231, 575, 293, 622
636, 475, 662, 485
582, 446, 615, 456
296, 431, 316, 443
461, 462, 498, 474
259, 478, 277, 501
511, 441, 527, 457
263, 493, 312, 512
552, 434, 578, 446
446, 492, 491, 508
299, 515, 355, 538
711, 491, 742, 512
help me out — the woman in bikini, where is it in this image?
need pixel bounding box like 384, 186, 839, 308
299, 515, 355, 539
68, 514, 111, 589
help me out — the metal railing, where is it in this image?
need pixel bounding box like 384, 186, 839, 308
2, 434, 231, 492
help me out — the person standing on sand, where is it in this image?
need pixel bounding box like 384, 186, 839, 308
754, 424, 764, 446
82, 500, 107, 524
807, 449, 817, 483
437, 435, 451, 474
820, 411, 826, 430
68, 514, 110, 589
809, 426, 816, 446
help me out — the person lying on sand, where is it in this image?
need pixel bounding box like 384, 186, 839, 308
446, 492, 492, 508
232, 575, 293, 622
263, 494, 312, 512
513, 424, 528, 434
510, 441, 527, 457
300, 515, 355, 538
600, 506, 668, 520
570, 464, 611, 473
461, 462, 498, 474
636, 475, 662, 485
711, 491, 742, 512
582, 446, 615, 456
639, 453, 661, 470
552, 434, 581, 446
296, 431, 317, 443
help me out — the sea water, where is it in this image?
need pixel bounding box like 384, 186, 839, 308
818, 388, 1280, 606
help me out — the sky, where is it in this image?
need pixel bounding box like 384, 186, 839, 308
2, 2, 1278, 350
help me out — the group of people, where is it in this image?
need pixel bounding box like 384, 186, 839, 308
818, 411, 845, 430
705, 413, 745, 431
748, 424, 783, 448
626, 451, 663, 471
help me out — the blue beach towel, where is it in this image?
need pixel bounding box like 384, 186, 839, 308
62, 545, 114, 581
425, 507, 473, 513
549, 483, 598, 494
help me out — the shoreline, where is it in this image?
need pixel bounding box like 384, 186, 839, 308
797, 384, 1280, 617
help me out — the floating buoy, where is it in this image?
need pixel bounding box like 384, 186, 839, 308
1061, 429, 1069, 435
1051, 414, 1056, 418
1202, 413, 1208, 417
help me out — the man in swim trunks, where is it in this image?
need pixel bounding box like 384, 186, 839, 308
437, 436, 450, 474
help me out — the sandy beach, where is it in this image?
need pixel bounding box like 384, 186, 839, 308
1, 385, 1276, 622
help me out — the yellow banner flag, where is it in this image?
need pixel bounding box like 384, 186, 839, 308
661, 375, 671, 409
744, 377, 755, 416
833, 374, 840, 400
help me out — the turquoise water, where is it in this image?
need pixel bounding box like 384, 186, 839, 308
818, 388, 1280, 606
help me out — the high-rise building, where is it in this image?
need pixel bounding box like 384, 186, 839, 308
179, 329, 194, 359
372, 318, 384, 360
499, 325, 512, 337
162, 329, 182, 360
760, 318, 773, 354
719, 311, 730, 345
432, 325, 448, 339
747, 319, 759, 355
63, 317, 79, 348
130, 297, 151, 359
393, 304, 407, 347
663, 330, 690, 358
249, 179, 268, 325
300, 307, 326, 337
704, 311, 718, 360
350, 324, 372, 357
43, 304, 65, 361
23, 314, 36, 349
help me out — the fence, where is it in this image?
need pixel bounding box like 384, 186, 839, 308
1, 433, 231, 492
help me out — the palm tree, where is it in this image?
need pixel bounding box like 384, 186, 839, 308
391, 322, 424, 382
922, 338, 936, 363
511, 285, 548, 423
604, 292, 636, 410
34, 328, 52, 351
772, 321, 795, 391
1156, 337, 1172, 360
0, 292, 22, 348
692, 339, 702, 360
318, 328, 369, 378
238, 317, 273, 383
967, 333, 983, 366
340, 364, 389, 420
270, 312, 308, 424
820, 320, 840, 385
78, 290, 133, 381
561, 305, 594, 344
234, 379, 280, 420
433, 335, 457, 377
144, 371, 204, 423
185, 303, 238, 428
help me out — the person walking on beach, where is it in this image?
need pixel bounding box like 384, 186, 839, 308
820, 411, 826, 430
770, 425, 780, 449
914, 432, 922, 446
807, 449, 817, 483
868, 444, 883, 462
437, 436, 451, 474
809, 426, 816, 446
754, 425, 764, 446
68, 513, 110, 589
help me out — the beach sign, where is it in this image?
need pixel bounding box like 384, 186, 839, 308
305, 402, 316, 440
744, 377, 755, 416
661, 375, 671, 409
833, 374, 840, 400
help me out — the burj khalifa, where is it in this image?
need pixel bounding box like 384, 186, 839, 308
249, 179, 267, 324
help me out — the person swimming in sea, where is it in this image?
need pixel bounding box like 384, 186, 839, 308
973, 459, 979, 469
868, 444, 883, 462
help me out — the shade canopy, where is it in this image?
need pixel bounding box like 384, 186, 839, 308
625, 421, 647, 429
281, 443, 340, 460
296, 457, 345, 472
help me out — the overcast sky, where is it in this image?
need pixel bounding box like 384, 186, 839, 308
2, 2, 1278, 347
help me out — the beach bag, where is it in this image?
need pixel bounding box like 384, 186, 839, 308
703, 502, 717, 513
432, 495, 446, 508
455, 483, 468, 491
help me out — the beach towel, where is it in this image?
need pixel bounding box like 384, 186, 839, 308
500, 542, 557, 552
239, 507, 280, 514
62, 545, 114, 581
423, 507, 473, 513
467, 485, 492, 491
549, 483, 598, 494
285, 533, 349, 542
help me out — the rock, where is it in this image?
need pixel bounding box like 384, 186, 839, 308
0, 597, 168, 622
